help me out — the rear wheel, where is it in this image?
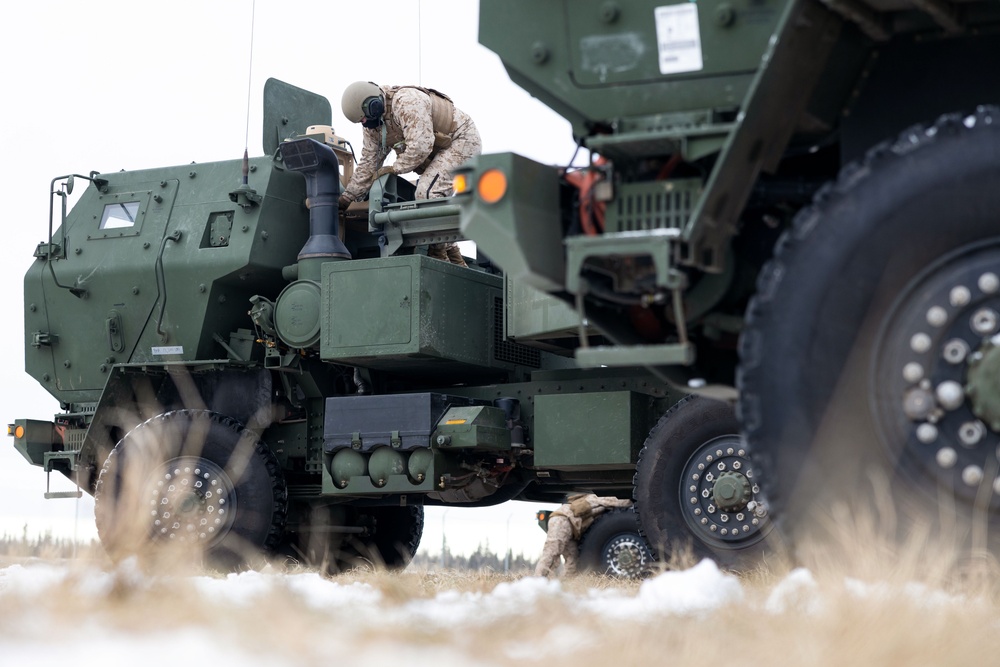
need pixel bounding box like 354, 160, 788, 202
634, 395, 770, 568
738, 107, 1000, 554
577, 509, 651, 578
94, 409, 287, 571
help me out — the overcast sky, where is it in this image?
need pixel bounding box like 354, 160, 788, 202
0, 0, 583, 557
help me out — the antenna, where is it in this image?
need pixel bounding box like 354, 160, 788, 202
417, 0, 423, 86
244, 0, 257, 159
242, 0, 257, 186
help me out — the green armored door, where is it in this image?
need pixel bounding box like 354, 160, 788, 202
24, 178, 177, 404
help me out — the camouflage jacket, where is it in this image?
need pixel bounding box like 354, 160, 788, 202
342, 85, 473, 202
551, 494, 633, 540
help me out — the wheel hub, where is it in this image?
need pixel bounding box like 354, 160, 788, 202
874, 245, 1000, 504
679, 435, 768, 546
148, 457, 236, 545
603, 534, 649, 578
966, 337, 1000, 430
713, 471, 752, 511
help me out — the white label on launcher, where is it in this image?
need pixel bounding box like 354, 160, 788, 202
152, 346, 184, 355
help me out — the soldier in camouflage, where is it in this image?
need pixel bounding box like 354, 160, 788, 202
338, 81, 482, 266
534, 493, 633, 577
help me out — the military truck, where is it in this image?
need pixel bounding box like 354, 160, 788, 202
459, 0, 1000, 558
10, 76, 714, 572
14, 0, 1000, 573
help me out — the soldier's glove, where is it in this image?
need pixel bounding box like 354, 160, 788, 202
338, 194, 351, 210
375, 166, 395, 179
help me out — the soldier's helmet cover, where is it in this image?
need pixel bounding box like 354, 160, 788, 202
342, 81, 384, 124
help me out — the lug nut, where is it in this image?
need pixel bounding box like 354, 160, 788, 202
916, 423, 938, 444
962, 465, 984, 486
935, 381, 965, 410
971, 308, 999, 335
936, 447, 957, 469
950, 285, 972, 307
979, 273, 1000, 294
958, 420, 986, 447
926, 306, 948, 327
910, 333, 932, 353
904, 387, 935, 420
903, 362, 925, 382
942, 339, 970, 365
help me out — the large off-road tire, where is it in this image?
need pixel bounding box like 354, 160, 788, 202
577, 509, 651, 578
94, 409, 287, 571
738, 107, 1000, 555
288, 504, 424, 573
634, 395, 770, 568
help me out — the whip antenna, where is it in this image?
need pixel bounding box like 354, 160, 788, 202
417, 0, 423, 86
243, 0, 257, 183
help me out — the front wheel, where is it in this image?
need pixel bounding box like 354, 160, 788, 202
739, 107, 1000, 554
94, 409, 287, 571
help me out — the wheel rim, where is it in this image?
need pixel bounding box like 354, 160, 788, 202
677, 434, 769, 548
601, 533, 650, 578
873, 241, 1000, 508
147, 456, 238, 546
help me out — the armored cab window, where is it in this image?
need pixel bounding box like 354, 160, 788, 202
100, 201, 140, 229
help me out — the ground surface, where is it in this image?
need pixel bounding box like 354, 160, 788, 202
3, 535, 1000, 667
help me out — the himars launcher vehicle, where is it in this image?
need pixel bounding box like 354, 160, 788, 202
12, 0, 1000, 571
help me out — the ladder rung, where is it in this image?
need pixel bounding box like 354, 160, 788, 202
44, 491, 83, 499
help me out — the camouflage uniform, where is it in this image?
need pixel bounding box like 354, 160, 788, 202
341, 85, 481, 266
534, 494, 633, 577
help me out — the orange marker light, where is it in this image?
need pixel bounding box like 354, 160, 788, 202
477, 169, 507, 204
14, 425, 24, 439
453, 173, 469, 195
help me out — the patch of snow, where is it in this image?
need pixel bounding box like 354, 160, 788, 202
764, 567, 823, 615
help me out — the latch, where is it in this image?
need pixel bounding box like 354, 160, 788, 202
106, 310, 125, 353
31, 331, 58, 348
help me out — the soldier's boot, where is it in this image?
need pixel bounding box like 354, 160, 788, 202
427, 243, 449, 262
445, 243, 468, 267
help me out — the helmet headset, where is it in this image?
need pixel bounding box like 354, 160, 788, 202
361, 95, 385, 128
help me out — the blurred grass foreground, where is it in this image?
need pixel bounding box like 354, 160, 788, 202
2, 519, 1000, 667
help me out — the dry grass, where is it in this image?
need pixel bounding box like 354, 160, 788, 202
2, 515, 999, 667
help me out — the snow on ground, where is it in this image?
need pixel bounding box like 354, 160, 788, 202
0, 558, 977, 667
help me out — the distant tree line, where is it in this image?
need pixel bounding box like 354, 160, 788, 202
410, 541, 536, 572
0, 526, 97, 559
0, 527, 535, 573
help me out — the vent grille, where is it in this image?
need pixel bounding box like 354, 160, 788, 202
606, 179, 701, 233
64, 428, 87, 452
493, 297, 541, 368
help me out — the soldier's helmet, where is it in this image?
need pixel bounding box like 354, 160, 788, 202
342, 81, 384, 124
